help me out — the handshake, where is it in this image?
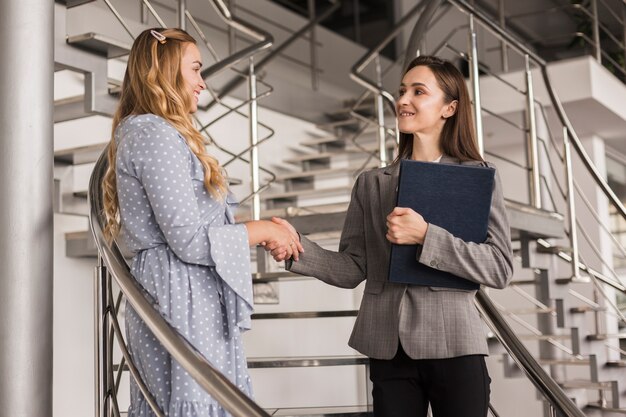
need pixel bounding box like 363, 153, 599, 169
261, 217, 303, 262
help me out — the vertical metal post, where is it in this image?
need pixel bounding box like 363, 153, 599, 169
525, 55, 541, 209
0, 1, 53, 416
141, 1, 149, 24
248, 58, 261, 221
95, 258, 110, 417
354, 0, 362, 43
622, 3, 626, 75
308, 0, 319, 90
591, 0, 601, 62
563, 127, 580, 281
228, 0, 236, 54
375, 54, 388, 167
468, 14, 484, 156
498, 0, 509, 72
178, 0, 187, 30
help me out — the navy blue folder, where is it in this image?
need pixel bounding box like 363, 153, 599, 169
388, 160, 495, 290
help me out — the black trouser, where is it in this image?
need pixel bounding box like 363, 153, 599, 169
369, 344, 491, 417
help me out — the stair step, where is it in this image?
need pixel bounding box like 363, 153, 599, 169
536, 245, 572, 254
569, 305, 607, 313
585, 402, 626, 414
56, 0, 97, 7
516, 334, 573, 341
315, 118, 361, 133
261, 186, 353, 201
586, 333, 626, 341
299, 129, 381, 148
274, 166, 371, 182
538, 358, 591, 366
54, 95, 90, 123
267, 405, 372, 416
502, 307, 555, 315
559, 379, 615, 390
55, 143, 106, 165
252, 310, 358, 320
505, 199, 564, 240
283, 145, 388, 165
67, 32, 131, 58
247, 355, 369, 369
507, 279, 539, 285
606, 360, 626, 367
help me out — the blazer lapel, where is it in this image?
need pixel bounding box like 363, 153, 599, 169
379, 163, 400, 219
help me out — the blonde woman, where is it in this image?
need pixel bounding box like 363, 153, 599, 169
102, 28, 301, 416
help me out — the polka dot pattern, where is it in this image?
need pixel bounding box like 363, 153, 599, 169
115, 114, 253, 416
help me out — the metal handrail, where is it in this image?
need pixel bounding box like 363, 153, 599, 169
88, 151, 270, 417
476, 290, 587, 417
201, 0, 340, 111
200, 0, 273, 79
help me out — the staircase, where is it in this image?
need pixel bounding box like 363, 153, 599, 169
53, 0, 626, 416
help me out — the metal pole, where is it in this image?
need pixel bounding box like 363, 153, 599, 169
228, 0, 236, 54
141, 1, 149, 24
622, 3, 626, 76
375, 54, 388, 167
563, 127, 581, 281
0, 1, 53, 416
248, 58, 261, 221
354, 0, 361, 43
498, 0, 509, 72
94, 258, 110, 417
178, 0, 187, 30
308, 0, 319, 90
524, 55, 541, 209
591, 0, 601, 62
468, 14, 484, 156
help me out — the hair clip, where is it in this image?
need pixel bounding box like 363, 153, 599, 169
150, 29, 167, 44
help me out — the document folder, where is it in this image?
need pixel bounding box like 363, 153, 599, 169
388, 160, 495, 290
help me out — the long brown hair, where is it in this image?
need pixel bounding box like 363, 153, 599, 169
395, 55, 483, 163
102, 28, 227, 241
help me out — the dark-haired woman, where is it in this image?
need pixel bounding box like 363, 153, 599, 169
270, 56, 513, 417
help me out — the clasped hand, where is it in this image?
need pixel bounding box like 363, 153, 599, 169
386, 207, 428, 245
262, 217, 303, 262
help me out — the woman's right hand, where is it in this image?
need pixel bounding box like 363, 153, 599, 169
264, 217, 303, 262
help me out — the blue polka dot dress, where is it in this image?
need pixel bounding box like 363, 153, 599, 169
115, 114, 254, 417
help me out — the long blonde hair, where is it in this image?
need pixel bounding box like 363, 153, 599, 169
102, 28, 227, 241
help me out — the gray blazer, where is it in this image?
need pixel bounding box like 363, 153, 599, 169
287, 155, 514, 360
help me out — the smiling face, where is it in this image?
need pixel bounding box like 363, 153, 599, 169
180, 43, 206, 113
396, 65, 457, 142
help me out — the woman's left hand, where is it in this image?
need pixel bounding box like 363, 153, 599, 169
386, 207, 428, 245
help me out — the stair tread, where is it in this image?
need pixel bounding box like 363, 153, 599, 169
252, 310, 358, 320
585, 402, 626, 414
501, 307, 555, 315
261, 185, 353, 200
538, 358, 591, 365
57, 0, 97, 7
247, 355, 368, 368
516, 333, 572, 340
67, 32, 131, 58
55, 143, 106, 165
586, 333, 626, 340
559, 379, 615, 389
274, 166, 373, 182
283, 145, 386, 164
299, 129, 380, 147
268, 405, 372, 416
